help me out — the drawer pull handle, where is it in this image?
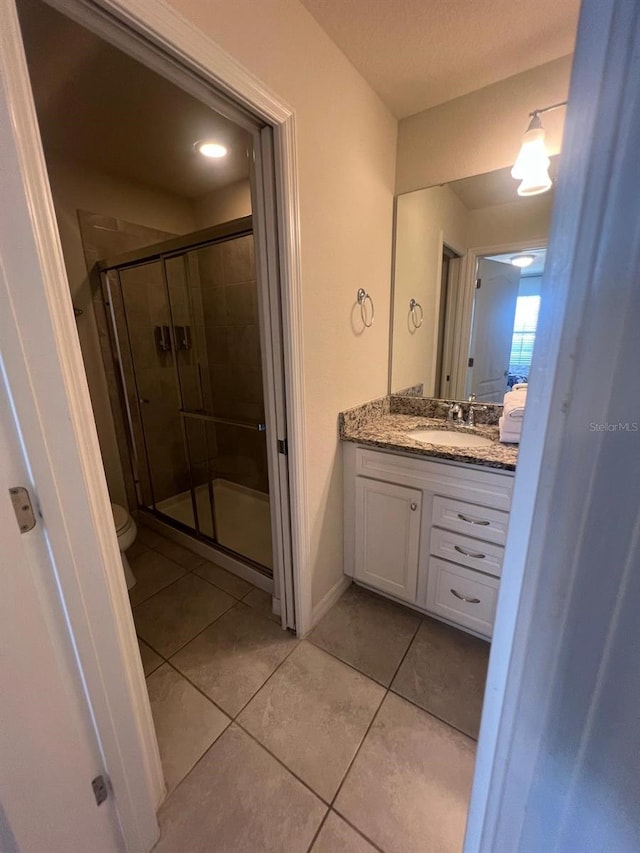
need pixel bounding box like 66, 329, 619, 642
454, 544, 486, 559
451, 588, 481, 604
457, 512, 490, 526
410, 502, 418, 511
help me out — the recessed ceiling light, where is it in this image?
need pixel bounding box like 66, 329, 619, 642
511, 254, 535, 268
194, 141, 227, 158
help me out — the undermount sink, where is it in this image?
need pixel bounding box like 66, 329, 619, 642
407, 428, 494, 449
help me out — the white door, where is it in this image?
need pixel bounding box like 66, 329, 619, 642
355, 477, 422, 603
467, 259, 521, 402
0, 378, 124, 853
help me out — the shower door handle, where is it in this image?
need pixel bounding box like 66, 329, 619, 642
154, 325, 172, 352
174, 325, 192, 350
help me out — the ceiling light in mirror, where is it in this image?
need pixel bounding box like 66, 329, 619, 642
195, 141, 228, 158
511, 254, 535, 268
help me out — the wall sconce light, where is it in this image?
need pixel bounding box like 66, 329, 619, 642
512, 101, 567, 196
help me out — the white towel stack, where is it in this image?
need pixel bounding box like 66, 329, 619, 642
500, 383, 527, 444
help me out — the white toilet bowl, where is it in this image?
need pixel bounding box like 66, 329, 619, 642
112, 503, 137, 590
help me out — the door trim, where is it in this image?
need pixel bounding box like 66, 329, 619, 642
1, 1, 310, 851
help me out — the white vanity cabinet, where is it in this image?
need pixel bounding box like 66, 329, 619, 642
343, 443, 514, 639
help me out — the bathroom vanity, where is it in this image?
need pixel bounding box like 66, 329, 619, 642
341, 398, 517, 639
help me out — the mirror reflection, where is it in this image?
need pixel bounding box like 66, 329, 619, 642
390, 158, 557, 401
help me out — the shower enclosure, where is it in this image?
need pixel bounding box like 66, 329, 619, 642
100, 216, 273, 574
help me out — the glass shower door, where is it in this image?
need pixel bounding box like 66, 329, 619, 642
105, 225, 273, 573
111, 260, 196, 527
167, 235, 273, 570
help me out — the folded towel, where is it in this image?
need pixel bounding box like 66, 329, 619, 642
499, 415, 521, 444
503, 387, 527, 407
505, 406, 525, 421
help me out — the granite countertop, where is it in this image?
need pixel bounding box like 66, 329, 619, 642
339, 397, 519, 471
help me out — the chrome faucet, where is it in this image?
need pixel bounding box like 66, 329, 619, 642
448, 400, 487, 427
467, 403, 488, 427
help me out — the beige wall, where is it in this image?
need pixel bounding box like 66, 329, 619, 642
193, 179, 252, 229
168, 0, 398, 608
392, 185, 468, 394
47, 157, 197, 506
396, 55, 573, 194
467, 193, 554, 248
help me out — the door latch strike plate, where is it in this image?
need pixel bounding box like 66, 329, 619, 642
92, 775, 109, 806
9, 487, 36, 534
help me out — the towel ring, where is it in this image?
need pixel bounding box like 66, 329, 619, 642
409, 298, 423, 329
357, 288, 375, 328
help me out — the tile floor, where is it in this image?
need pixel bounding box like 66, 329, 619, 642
130, 526, 490, 852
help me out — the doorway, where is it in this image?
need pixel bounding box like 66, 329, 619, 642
16, 0, 293, 601
465, 246, 546, 402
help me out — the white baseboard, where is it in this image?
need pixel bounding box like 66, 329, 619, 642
310, 575, 351, 633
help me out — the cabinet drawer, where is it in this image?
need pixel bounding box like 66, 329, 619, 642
431, 495, 510, 545
426, 558, 498, 638
430, 528, 504, 578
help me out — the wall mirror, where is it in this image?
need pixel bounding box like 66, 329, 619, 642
389, 157, 558, 402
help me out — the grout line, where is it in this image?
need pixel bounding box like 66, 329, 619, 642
164, 660, 233, 721
304, 809, 330, 853
387, 685, 479, 743
328, 810, 387, 853
328, 687, 387, 811
234, 720, 332, 807
325, 615, 423, 821
231, 636, 302, 719
128, 563, 189, 608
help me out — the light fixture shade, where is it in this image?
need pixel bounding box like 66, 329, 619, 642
517, 169, 553, 196
511, 126, 550, 180
194, 141, 227, 158
511, 254, 535, 268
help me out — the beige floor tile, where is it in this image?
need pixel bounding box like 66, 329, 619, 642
138, 638, 163, 676
136, 525, 167, 550
309, 584, 421, 686
238, 642, 385, 802
311, 812, 378, 852
193, 560, 255, 599
392, 617, 489, 738
126, 540, 148, 562
171, 602, 298, 717
134, 574, 235, 657
128, 549, 186, 607
152, 538, 205, 571
146, 664, 230, 793
335, 693, 476, 853
154, 724, 326, 853
242, 586, 280, 623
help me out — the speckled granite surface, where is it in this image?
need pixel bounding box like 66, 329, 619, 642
390, 395, 502, 426
339, 397, 518, 471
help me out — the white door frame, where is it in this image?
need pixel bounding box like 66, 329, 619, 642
466, 0, 640, 848
0, 0, 310, 850
451, 238, 548, 399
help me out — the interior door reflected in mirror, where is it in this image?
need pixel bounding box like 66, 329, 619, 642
389, 159, 556, 401
467, 250, 545, 402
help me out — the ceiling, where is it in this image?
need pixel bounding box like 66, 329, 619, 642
299, 0, 581, 118
486, 249, 547, 277
449, 156, 559, 209
17, 0, 252, 199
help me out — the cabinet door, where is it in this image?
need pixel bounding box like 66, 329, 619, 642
355, 477, 422, 603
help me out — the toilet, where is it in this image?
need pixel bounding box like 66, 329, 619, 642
111, 503, 137, 590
